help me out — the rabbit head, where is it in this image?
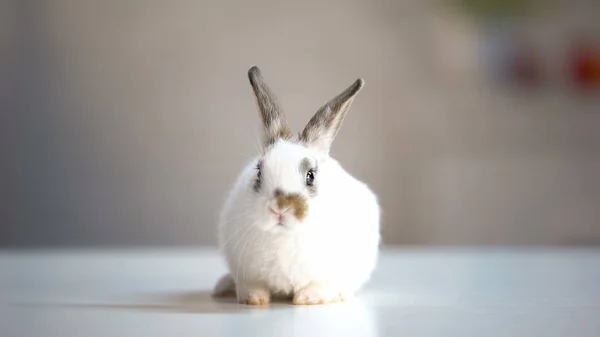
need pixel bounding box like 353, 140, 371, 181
245, 66, 364, 231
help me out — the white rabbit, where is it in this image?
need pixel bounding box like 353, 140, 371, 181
213, 66, 380, 305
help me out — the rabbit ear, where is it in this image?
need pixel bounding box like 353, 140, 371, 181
299, 78, 364, 153
248, 66, 292, 147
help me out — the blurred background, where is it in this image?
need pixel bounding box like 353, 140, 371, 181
1, 0, 599, 248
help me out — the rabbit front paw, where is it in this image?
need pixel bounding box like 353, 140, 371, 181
237, 284, 270, 305
293, 283, 345, 305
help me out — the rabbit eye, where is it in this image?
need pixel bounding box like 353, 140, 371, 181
306, 169, 315, 186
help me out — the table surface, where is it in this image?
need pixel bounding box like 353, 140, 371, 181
2, 247, 600, 337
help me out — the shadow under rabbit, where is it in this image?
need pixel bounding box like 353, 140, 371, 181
9, 289, 348, 314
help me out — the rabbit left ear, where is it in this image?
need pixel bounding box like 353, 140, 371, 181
299, 78, 364, 153
248, 66, 293, 148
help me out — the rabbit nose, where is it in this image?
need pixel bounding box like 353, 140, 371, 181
269, 205, 290, 215
269, 200, 290, 214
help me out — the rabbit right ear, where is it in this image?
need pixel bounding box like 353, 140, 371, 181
248, 66, 293, 148
299, 78, 364, 153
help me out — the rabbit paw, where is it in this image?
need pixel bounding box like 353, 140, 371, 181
293, 283, 345, 305
237, 285, 270, 305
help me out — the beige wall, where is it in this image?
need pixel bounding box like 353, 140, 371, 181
2, 0, 599, 246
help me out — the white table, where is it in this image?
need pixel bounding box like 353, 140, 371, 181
2, 247, 599, 337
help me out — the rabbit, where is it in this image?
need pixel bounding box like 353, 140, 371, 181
212, 66, 380, 305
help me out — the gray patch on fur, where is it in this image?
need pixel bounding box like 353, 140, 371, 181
274, 188, 284, 197
253, 160, 263, 192
299, 78, 364, 153
300, 157, 313, 173
248, 66, 293, 148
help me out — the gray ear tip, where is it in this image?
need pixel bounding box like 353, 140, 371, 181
248, 66, 262, 83
356, 78, 365, 89
350, 78, 365, 95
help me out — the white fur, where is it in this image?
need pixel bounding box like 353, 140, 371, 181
215, 139, 380, 304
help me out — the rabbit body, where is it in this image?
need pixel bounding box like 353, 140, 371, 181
213, 67, 380, 305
